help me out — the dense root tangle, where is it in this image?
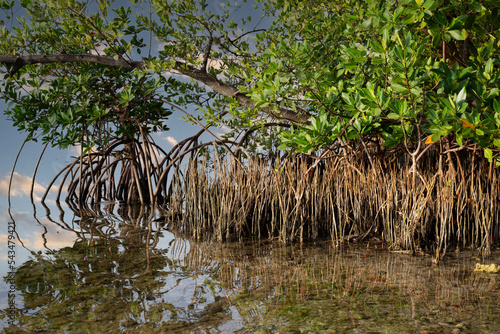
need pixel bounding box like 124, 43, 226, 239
40, 126, 247, 205
165, 147, 500, 260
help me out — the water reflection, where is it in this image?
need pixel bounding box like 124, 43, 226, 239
1, 203, 500, 333
198, 240, 500, 333
2, 203, 240, 333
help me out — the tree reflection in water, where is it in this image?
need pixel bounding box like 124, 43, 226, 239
2, 203, 237, 333
2, 202, 500, 333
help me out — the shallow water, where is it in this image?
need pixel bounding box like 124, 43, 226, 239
1, 204, 499, 333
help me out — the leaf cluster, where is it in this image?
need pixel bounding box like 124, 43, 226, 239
246, 0, 500, 162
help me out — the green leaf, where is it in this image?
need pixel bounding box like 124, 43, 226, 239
434, 12, 448, 26
293, 136, 309, 146
493, 99, 500, 113
485, 58, 494, 74
484, 148, 493, 162
370, 41, 384, 55
277, 143, 290, 150
456, 87, 467, 105
448, 30, 465, 40
440, 97, 455, 111
387, 113, 400, 120
431, 133, 442, 143
493, 138, 500, 149
393, 6, 404, 21
391, 83, 408, 93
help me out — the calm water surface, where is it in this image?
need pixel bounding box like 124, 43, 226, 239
1, 204, 499, 333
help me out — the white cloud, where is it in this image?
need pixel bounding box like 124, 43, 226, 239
163, 135, 178, 147
27, 221, 77, 250
156, 41, 169, 52
207, 57, 225, 70
219, 124, 232, 134
156, 41, 226, 71
71, 143, 97, 157
0, 233, 8, 246
150, 145, 165, 162
0, 225, 76, 252
89, 44, 106, 56
0, 172, 45, 199
0, 210, 77, 251
215, 124, 233, 138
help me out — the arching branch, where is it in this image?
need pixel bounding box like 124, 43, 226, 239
0, 54, 143, 72
0, 53, 306, 124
